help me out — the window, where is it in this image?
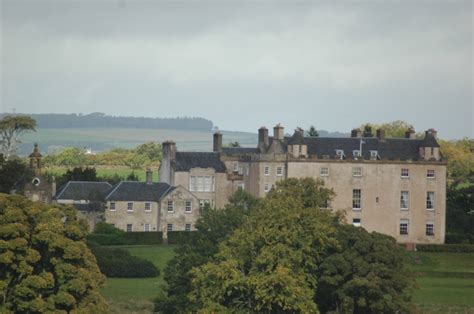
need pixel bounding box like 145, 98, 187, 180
264, 183, 270, 193
276, 166, 284, 177
246, 167, 249, 176
400, 191, 409, 210
189, 176, 197, 191
426, 192, 435, 210
264, 165, 270, 176
352, 189, 361, 210
167, 224, 173, 232
233, 162, 239, 172
145, 202, 151, 212
237, 182, 245, 190
324, 199, 332, 209
144, 224, 150, 232
204, 176, 213, 192
320, 167, 329, 177
185, 200, 192, 212
298, 145, 302, 154
109, 202, 116, 211
336, 149, 345, 159
126, 224, 133, 232
352, 167, 362, 177
185, 224, 191, 232
427, 169, 435, 179
426, 223, 434, 236
167, 200, 174, 212
353, 150, 361, 158
401, 168, 409, 178
352, 218, 361, 227
127, 202, 133, 212
400, 220, 409, 235
196, 176, 204, 191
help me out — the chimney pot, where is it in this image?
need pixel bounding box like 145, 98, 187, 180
351, 128, 361, 138
146, 168, 153, 184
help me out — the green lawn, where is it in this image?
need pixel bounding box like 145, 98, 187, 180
406, 252, 474, 312
100, 245, 176, 313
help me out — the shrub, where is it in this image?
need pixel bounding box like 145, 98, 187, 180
167, 231, 198, 244
416, 243, 474, 253
87, 222, 163, 245
89, 244, 159, 278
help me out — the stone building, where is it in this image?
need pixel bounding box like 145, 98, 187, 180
104, 170, 200, 238
159, 125, 446, 244
54, 181, 113, 231
23, 144, 56, 203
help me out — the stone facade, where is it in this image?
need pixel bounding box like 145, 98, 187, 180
159, 125, 447, 244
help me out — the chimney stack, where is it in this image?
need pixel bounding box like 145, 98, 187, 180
258, 127, 269, 148
425, 128, 438, 139
146, 168, 153, 184
405, 127, 416, 139
273, 124, 284, 141
213, 132, 222, 152
351, 128, 361, 138
376, 128, 385, 140
162, 140, 176, 161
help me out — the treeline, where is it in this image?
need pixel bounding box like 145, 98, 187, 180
0, 112, 214, 131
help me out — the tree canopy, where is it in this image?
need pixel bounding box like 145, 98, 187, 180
186, 178, 413, 313
0, 157, 34, 194
307, 125, 319, 137
0, 115, 37, 160
0, 194, 108, 313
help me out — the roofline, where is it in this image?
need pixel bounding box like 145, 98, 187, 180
105, 181, 123, 201
159, 185, 175, 201
55, 181, 71, 200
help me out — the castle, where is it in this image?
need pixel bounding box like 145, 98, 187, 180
159, 125, 446, 244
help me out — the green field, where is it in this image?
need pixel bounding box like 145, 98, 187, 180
100, 245, 176, 313
21, 127, 258, 155
99, 246, 474, 313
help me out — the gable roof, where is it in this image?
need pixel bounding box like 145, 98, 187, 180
55, 181, 112, 200
105, 181, 173, 202
175, 152, 226, 172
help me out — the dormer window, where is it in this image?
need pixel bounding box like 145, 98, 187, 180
233, 162, 239, 172
370, 150, 379, 160
353, 150, 361, 158
336, 149, 345, 160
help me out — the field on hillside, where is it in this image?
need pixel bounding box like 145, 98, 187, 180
99, 245, 474, 313
21, 128, 258, 155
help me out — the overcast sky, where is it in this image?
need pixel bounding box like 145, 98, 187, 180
1, 0, 472, 139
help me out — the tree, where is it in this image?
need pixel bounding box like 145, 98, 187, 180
228, 141, 241, 148
54, 147, 88, 168
316, 225, 414, 313
0, 157, 34, 194
189, 179, 338, 312
359, 121, 416, 138
189, 178, 413, 313
0, 115, 37, 160
445, 183, 474, 243
439, 138, 474, 184
154, 190, 258, 313
124, 153, 148, 170
135, 142, 162, 161
362, 125, 373, 137
0, 194, 108, 312
307, 125, 319, 137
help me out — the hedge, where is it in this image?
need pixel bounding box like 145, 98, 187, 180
445, 232, 473, 244
89, 244, 159, 278
87, 231, 163, 245
167, 231, 199, 245
416, 243, 474, 253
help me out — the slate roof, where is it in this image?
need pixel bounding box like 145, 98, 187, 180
288, 137, 435, 160
55, 181, 112, 200
105, 181, 173, 202
175, 152, 227, 172
420, 133, 440, 148
288, 131, 305, 145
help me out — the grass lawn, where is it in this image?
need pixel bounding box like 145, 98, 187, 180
406, 252, 474, 312
100, 245, 176, 313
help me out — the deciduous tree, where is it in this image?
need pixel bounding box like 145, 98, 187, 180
0, 194, 108, 313
0, 115, 37, 160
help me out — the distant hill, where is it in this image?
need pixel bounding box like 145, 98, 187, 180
0, 112, 214, 131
